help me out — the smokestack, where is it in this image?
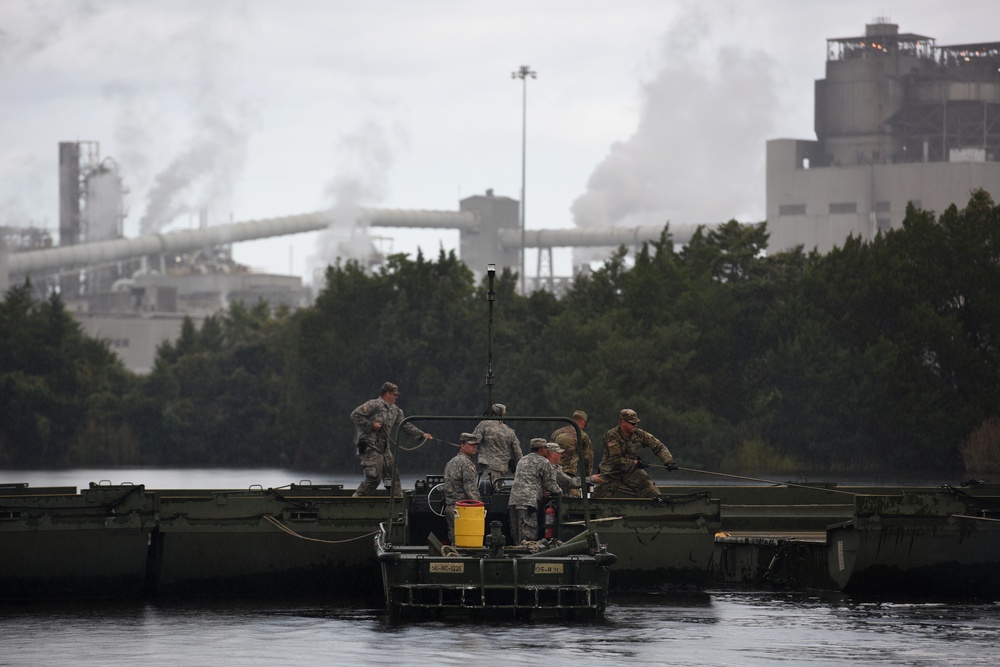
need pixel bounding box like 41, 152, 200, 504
58, 142, 81, 247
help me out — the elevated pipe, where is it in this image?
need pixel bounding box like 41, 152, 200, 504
8, 208, 478, 275
499, 223, 719, 249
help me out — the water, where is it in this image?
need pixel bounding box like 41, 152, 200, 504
3, 469, 998, 665
2, 593, 998, 666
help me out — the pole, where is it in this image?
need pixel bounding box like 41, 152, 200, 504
512, 65, 536, 295
486, 264, 496, 409
520, 73, 527, 295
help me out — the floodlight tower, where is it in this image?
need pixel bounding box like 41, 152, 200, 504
512, 64, 536, 294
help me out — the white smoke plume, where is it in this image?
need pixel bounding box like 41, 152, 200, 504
127, 18, 253, 237
136, 108, 250, 237
571, 7, 779, 263
309, 117, 406, 277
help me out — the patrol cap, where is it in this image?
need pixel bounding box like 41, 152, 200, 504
459, 432, 480, 445
572, 410, 588, 422
491, 403, 507, 416
620, 408, 640, 424
529, 437, 547, 450
381, 381, 400, 396
544, 442, 564, 454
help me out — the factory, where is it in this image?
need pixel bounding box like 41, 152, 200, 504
2, 20, 999, 373
767, 19, 1000, 252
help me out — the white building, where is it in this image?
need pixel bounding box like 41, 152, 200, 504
768, 20, 1000, 253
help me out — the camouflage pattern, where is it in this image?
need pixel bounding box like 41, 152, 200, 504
594, 425, 674, 499
509, 452, 562, 509
550, 461, 581, 494
473, 418, 523, 484
443, 451, 482, 544
350, 396, 426, 496
550, 424, 594, 479
509, 506, 539, 544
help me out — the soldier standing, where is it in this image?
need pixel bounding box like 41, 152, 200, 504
473, 403, 523, 488
543, 441, 602, 494
443, 432, 483, 544
350, 381, 432, 497
593, 408, 677, 499
550, 409, 594, 497
508, 438, 563, 544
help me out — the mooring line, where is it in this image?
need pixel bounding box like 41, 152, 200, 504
262, 515, 377, 544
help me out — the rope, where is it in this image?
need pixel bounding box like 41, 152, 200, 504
562, 516, 624, 526
645, 463, 863, 497
262, 515, 377, 544
952, 514, 1000, 522
394, 434, 441, 451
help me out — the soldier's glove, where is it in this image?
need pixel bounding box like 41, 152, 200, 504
665, 462, 678, 472
634, 459, 648, 470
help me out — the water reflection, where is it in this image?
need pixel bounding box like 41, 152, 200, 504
3, 592, 1000, 666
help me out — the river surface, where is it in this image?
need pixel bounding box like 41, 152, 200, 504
2, 469, 998, 666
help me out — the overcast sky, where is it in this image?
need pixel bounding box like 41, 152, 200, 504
2, 0, 997, 283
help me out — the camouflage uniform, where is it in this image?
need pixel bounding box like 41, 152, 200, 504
443, 451, 482, 544
350, 396, 426, 496
550, 461, 581, 494
508, 450, 562, 544
551, 423, 593, 498
594, 425, 674, 499
473, 418, 522, 486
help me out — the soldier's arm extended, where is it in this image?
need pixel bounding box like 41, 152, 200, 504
399, 416, 427, 441
643, 431, 674, 465
554, 467, 580, 492
542, 464, 563, 496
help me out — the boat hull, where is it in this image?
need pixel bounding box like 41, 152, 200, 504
828, 491, 1000, 598
0, 484, 153, 600
376, 527, 613, 621
560, 493, 720, 591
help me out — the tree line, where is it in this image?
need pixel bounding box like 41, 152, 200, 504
2, 191, 999, 476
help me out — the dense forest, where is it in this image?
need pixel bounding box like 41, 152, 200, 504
2, 191, 999, 476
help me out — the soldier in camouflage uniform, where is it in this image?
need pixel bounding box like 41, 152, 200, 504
550, 409, 594, 497
544, 441, 602, 494
443, 432, 483, 544
508, 438, 563, 544
473, 403, 523, 488
350, 381, 432, 497
594, 408, 677, 499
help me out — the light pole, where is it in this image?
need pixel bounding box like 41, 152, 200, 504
512, 65, 536, 294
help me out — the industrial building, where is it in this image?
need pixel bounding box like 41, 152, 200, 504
6, 19, 999, 372
768, 19, 1000, 253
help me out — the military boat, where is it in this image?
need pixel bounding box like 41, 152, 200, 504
372, 413, 623, 621
4, 476, 999, 600
828, 485, 1000, 597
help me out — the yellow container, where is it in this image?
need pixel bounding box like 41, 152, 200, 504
454, 500, 486, 548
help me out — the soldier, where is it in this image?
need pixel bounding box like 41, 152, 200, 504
350, 381, 432, 497
473, 403, 523, 488
550, 409, 594, 497
593, 408, 677, 499
508, 438, 563, 544
443, 432, 483, 544
543, 441, 602, 494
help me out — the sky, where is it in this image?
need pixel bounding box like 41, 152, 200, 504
2, 0, 998, 285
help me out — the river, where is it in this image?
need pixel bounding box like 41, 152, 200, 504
2, 468, 998, 666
